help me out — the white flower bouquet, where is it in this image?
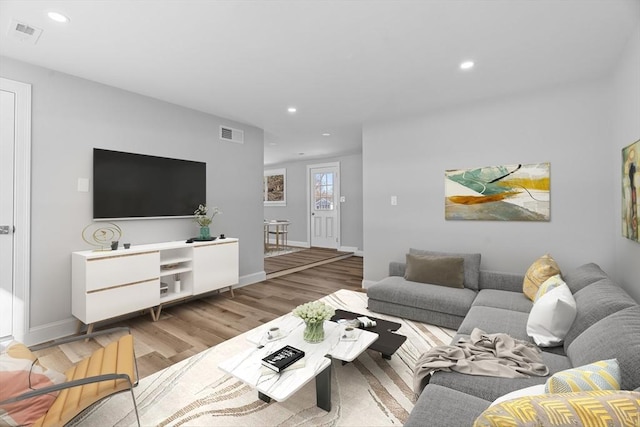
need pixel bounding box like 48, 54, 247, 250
194, 204, 221, 226
292, 301, 335, 324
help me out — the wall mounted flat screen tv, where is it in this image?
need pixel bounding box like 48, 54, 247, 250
93, 148, 206, 220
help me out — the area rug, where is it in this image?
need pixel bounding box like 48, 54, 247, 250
72, 289, 455, 426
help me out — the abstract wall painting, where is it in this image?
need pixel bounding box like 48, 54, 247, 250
622, 139, 639, 242
445, 162, 550, 221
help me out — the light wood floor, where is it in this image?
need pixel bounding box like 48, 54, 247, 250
264, 247, 354, 277
35, 254, 363, 379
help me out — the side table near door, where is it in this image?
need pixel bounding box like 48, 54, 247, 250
264, 220, 290, 252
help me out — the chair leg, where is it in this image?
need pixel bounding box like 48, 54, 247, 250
128, 382, 141, 427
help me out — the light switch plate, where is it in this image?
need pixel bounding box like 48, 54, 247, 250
77, 178, 90, 192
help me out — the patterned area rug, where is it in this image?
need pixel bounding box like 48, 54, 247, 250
72, 290, 455, 426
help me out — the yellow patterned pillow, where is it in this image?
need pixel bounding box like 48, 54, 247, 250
523, 254, 561, 301
533, 274, 565, 302
474, 390, 640, 427
545, 359, 620, 393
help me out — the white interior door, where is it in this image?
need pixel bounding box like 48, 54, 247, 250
309, 164, 339, 249
0, 88, 15, 340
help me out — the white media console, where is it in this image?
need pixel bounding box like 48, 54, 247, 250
72, 238, 239, 332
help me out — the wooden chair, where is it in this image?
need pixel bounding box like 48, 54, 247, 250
1, 327, 140, 426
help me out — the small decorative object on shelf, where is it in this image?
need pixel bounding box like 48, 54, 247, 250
82, 222, 123, 251
292, 301, 336, 343
194, 204, 221, 241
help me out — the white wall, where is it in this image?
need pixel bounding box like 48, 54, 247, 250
264, 153, 363, 251
611, 26, 640, 302
362, 80, 617, 287
0, 57, 266, 343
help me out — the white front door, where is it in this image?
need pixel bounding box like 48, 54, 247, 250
309, 163, 339, 249
0, 88, 16, 340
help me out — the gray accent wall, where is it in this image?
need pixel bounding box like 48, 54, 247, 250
362, 79, 631, 294
612, 27, 640, 303
264, 153, 363, 251
0, 57, 265, 342
362, 28, 639, 301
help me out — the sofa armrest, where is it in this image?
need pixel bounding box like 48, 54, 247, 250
479, 270, 525, 293
389, 262, 406, 277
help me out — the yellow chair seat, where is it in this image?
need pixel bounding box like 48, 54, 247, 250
33, 334, 137, 427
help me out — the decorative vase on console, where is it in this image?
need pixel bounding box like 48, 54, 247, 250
292, 301, 336, 343
193, 204, 221, 240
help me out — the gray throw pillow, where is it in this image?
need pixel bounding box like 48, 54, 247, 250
404, 254, 465, 288
409, 248, 481, 290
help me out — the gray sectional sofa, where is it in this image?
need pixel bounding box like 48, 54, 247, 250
366, 252, 640, 426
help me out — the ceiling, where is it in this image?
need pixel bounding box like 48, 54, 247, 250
0, 1, 638, 165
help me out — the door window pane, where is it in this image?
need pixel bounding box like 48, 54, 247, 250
314, 172, 334, 210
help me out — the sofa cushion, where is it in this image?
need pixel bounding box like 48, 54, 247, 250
522, 254, 561, 301
545, 359, 620, 393
405, 384, 490, 427
562, 262, 609, 294
563, 278, 637, 350
429, 351, 573, 401
473, 390, 640, 427
367, 275, 477, 317
567, 305, 640, 391
458, 306, 531, 342
479, 270, 526, 293
404, 254, 464, 288
526, 283, 576, 347
472, 289, 533, 313
409, 248, 481, 290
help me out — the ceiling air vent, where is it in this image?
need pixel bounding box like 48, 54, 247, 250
8, 20, 43, 44
220, 126, 244, 144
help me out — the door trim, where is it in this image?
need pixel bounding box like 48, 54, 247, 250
306, 162, 340, 249
1, 78, 31, 343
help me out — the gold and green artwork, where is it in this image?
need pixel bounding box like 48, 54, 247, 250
445, 162, 550, 221
622, 140, 639, 242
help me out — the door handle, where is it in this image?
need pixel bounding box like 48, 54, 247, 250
0, 225, 11, 235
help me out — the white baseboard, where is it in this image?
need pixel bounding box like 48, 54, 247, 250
361, 279, 377, 289
239, 271, 266, 287
266, 238, 309, 248
25, 318, 78, 346
339, 246, 362, 256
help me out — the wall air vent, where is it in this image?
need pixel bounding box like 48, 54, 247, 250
220, 126, 244, 144
8, 20, 43, 44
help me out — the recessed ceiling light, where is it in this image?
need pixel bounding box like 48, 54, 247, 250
48, 12, 70, 23
459, 60, 475, 70
322, 133, 331, 137
287, 107, 297, 113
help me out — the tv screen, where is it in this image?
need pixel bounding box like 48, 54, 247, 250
93, 148, 206, 220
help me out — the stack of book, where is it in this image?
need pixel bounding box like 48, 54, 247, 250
261, 345, 305, 373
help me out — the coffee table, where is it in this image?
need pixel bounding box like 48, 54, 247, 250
218, 314, 378, 411
331, 309, 407, 359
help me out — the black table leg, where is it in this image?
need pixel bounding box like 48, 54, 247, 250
316, 361, 332, 411
258, 392, 271, 403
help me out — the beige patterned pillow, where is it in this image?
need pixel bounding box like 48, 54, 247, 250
523, 254, 561, 301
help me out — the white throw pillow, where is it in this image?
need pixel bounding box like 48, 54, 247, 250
526, 283, 577, 347
490, 384, 546, 407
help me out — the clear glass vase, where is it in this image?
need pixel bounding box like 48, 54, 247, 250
303, 320, 325, 343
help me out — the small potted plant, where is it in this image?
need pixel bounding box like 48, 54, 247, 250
194, 204, 221, 239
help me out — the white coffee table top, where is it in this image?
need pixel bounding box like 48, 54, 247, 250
218, 315, 378, 402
